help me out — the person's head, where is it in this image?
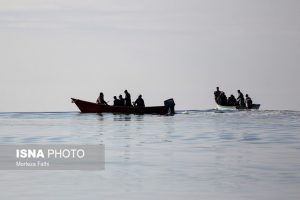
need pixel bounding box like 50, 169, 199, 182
124, 90, 128, 94
100, 92, 104, 97
216, 87, 219, 91
231, 94, 234, 98
246, 94, 249, 97
114, 96, 117, 100
139, 95, 142, 98
119, 95, 123, 99
237, 90, 241, 93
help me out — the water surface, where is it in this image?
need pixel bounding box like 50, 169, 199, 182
0, 110, 300, 200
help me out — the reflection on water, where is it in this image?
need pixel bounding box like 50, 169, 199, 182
0, 110, 300, 199
113, 114, 133, 121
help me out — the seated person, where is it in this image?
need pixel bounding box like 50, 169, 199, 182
113, 96, 121, 106
217, 92, 227, 106
134, 95, 145, 107
96, 92, 108, 105
227, 95, 237, 106
119, 95, 125, 106
245, 94, 253, 109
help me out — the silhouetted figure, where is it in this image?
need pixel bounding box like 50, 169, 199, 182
134, 95, 145, 107
227, 94, 237, 106
237, 90, 245, 108
217, 91, 227, 106
164, 98, 175, 114
214, 87, 222, 103
124, 90, 132, 107
96, 92, 108, 105
113, 96, 121, 106
119, 95, 125, 106
245, 94, 253, 109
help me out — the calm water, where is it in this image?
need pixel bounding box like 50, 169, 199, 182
0, 110, 300, 200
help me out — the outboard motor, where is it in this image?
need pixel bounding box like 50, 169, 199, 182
164, 98, 175, 114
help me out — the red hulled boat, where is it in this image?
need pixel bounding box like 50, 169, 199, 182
71, 98, 175, 115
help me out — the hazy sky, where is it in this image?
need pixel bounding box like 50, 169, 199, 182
0, 0, 299, 111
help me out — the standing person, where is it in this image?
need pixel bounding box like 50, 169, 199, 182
134, 95, 145, 107
214, 87, 222, 103
96, 92, 108, 105
237, 90, 245, 108
119, 95, 125, 106
124, 90, 132, 107
245, 94, 253, 109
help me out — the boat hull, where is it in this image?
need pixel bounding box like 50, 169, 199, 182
216, 104, 260, 111
71, 98, 171, 114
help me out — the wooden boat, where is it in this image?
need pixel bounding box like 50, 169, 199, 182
71, 98, 175, 115
216, 104, 261, 111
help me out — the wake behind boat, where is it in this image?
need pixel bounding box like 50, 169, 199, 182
71, 98, 175, 115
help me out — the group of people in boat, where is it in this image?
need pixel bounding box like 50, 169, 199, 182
214, 87, 253, 109
96, 90, 145, 107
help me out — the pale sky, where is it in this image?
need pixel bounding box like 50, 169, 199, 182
0, 0, 299, 111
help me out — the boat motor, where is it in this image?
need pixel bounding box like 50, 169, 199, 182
164, 98, 175, 114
